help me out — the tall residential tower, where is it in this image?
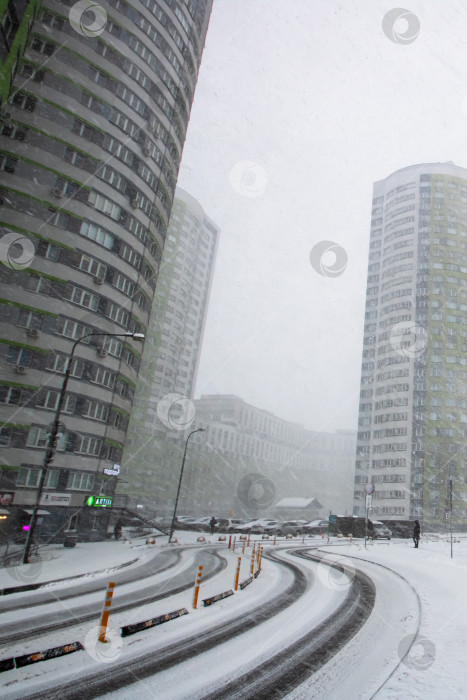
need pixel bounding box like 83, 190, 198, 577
354, 162, 467, 529
0, 0, 212, 540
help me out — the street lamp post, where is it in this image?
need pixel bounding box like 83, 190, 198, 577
22, 331, 145, 564
168, 428, 205, 543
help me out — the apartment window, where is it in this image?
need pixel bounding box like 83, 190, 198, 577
113, 273, 135, 296
121, 244, 141, 269
78, 254, 106, 279
16, 309, 42, 330
70, 286, 100, 310
11, 92, 37, 112
84, 400, 109, 422
0, 154, 17, 173
26, 275, 51, 295
80, 221, 114, 249
0, 424, 12, 447
64, 148, 86, 168
26, 427, 66, 451
49, 209, 70, 228
88, 191, 121, 220
98, 165, 126, 192
107, 303, 129, 327
31, 37, 55, 55
67, 471, 95, 489
55, 317, 91, 341
36, 391, 75, 413
54, 178, 78, 197
92, 367, 115, 389
45, 243, 61, 262
0, 386, 22, 405
72, 120, 94, 140
6, 346, 33, 366
1, 123, 26, 140
47, 353, 84, 377
75, 436, 102, 456
16, 467, 58, 488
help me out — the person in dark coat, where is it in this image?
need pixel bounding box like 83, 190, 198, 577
210, 516, 217, 535
114, 521, 122, 540
413, 520, 421, 548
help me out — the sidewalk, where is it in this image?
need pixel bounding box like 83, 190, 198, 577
0, 539, 145, 590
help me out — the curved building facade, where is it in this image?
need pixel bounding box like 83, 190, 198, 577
0, 0, 212, 540
354, 162, 467, 529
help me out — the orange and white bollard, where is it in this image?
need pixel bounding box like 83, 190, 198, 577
257, 546, 263, 572
232, 536, 236, 552
228, 535, 232, 549
250, 543, 256, 576
247, 533, 250, 547
234, 556, 241, 591
98, 581, 115, 643
193, 565, 203, 609
242, 540, 246, 555
273, 534, 277, 546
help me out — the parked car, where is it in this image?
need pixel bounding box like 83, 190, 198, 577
279, 521, 300, 536
235, 519, 280, 534
217, 518, 248, 533
174, 516, 198, 530
302, 519, 329, 534
370, 521, 392, 540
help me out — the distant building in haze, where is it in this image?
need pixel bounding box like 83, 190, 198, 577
121, 189, 219, 501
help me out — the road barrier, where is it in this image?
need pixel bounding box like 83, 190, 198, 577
193, 565, 203, 609
121, 608, 188, 637
98, 581, 115, 643
240, 576, 253, 590
202, 589, 234, 606
0, 642, 84, 673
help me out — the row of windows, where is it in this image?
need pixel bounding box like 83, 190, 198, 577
4, 347, 135, 396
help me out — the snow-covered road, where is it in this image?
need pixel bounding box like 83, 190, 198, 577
2, 534, 467, 699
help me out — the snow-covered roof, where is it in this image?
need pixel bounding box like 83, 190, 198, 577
275, 497, 320, 508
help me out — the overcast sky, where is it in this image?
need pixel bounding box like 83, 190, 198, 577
177, 0, 467, 433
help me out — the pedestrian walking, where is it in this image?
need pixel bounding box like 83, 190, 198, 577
210, 516, 217, 535
413, 520, 420, 548
114, 521, 122, 540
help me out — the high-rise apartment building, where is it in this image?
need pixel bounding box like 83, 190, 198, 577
120, 188, 218, 505
354, 162, 467, 529
0, 0, 212, 540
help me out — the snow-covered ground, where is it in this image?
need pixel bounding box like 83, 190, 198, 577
1, 533, 467, 699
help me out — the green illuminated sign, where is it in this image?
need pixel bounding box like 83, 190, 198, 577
86, 496, 113, 508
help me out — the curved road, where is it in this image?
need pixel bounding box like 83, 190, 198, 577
19, 545, 373, 700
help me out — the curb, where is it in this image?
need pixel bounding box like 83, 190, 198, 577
202, 589, 234, 607
0, 557, 140, 596
121, 608, 188, 637
0, 641, 83, 673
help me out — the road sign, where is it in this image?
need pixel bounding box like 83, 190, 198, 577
364, 484, 375, 495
